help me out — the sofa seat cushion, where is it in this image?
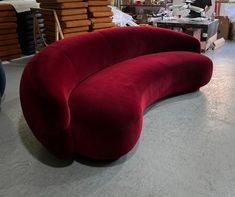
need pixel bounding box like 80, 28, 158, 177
69, 51, 212, 160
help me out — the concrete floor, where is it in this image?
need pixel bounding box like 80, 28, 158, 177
1, 42, 235, 197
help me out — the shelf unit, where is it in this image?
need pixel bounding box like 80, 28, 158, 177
118, 0, 172, 24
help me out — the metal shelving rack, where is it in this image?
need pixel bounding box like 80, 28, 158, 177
115, 0, 172, 24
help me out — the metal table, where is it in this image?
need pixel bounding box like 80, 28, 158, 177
156, 18, 219, 42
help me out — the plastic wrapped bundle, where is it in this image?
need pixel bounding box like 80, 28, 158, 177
0, 4, 22, 61
17, 11, 45, 55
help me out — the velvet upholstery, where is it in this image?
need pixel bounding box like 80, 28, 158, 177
0, 60, 6, 98
20, 26, 213, 160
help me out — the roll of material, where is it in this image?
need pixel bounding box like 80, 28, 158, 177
212, 38, 225, 49
17, 10, 45, 55
17, 11, 42, 21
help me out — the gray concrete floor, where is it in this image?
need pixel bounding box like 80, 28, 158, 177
1, 42, 235, 197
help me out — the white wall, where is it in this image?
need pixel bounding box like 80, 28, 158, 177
219, 3, 235, 16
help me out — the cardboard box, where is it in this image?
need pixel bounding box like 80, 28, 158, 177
229, 22, 235, 40
183, 28, 217, 51
205, 33, 218, 50
216, 16, 230, 40
135, 14, 148, 24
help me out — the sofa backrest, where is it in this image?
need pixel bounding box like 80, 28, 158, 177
42, 26, 200, 85
22, 27, 200, 108
22, 27, 200, 112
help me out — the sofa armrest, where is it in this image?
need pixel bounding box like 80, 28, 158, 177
149, 27, 201, 54
20, 46, 78, 159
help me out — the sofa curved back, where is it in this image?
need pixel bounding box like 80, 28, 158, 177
20, 26, 201, 158
48, 26, 201, 85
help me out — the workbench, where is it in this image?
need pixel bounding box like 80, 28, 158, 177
155, 18, 219, 51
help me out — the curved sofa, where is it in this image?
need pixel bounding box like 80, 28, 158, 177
20, 26, 213, 160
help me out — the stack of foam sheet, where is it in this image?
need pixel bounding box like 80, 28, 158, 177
87, 0, 114, 31
17, 11, 45, 55
37, 0, 90, 43
0, 4, 22, 61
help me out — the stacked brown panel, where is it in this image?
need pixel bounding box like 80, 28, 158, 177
37, 0, 90, 43
0, 4, 22, 61
87, 0, 114, 31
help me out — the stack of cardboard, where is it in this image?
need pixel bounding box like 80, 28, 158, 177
17, 11, 45, 55
216, 16, 235, 41
216, 16, 230, 40
87, 0, 114, 31
37, 0, 90, 43
0, 4, 22, 61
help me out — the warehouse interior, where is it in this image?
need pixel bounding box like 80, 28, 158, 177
1, 0, 235, 196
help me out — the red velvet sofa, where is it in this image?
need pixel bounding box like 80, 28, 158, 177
20, 26, 213, 160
